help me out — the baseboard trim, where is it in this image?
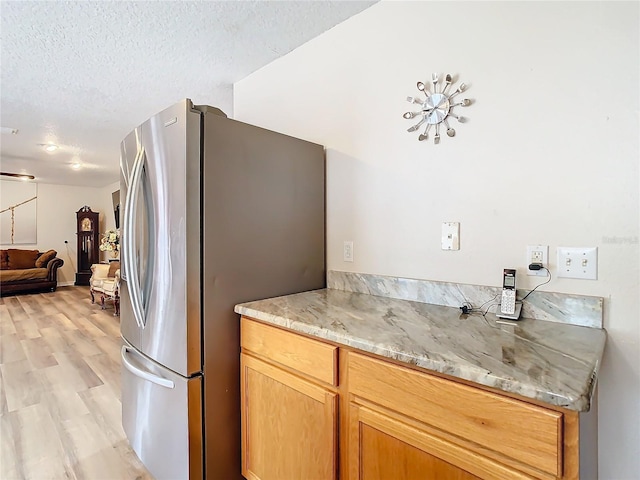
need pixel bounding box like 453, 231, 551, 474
58, 281, 75, 287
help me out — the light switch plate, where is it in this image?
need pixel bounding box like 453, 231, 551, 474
441, 222, 460, 250
557, 247, 598, 279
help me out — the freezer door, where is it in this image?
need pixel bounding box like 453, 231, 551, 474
121, 341, 203, 480
119, 99, 203, 377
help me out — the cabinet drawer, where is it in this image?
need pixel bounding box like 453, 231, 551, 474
241, 317, 337, 386
348, 352, 562, 477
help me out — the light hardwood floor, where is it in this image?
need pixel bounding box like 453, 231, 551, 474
0, 286, 153, 480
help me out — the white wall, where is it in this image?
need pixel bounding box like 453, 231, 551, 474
1, 182, 119, 285
234, 1, 639, 478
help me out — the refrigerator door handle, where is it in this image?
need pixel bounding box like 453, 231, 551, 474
123, 147, 146, 328
121, 346, 175, 389
122, 146, 143, 284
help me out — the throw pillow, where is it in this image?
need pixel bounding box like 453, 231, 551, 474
108, 261, 120, 278
35, 249, 58, 268
0, 250, 8, 270
7, 249, 40, 269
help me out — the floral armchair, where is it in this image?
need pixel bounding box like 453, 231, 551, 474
89, 261, 120, 316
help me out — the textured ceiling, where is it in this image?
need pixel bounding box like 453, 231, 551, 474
0, 0, 376, 187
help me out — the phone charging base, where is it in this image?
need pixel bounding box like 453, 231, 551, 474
496, 302, 522, 321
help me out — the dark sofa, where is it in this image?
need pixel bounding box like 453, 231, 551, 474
0, 249, 64, 296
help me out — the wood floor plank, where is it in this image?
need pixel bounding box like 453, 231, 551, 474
0, 367, 8, 414
21, 336, 58, 370
0, 333, 27, 365
40, 326, 71, 353
7, 296, 42, 340
92, 334, 124, 363
60, 329, 102, 357
4, 402, 75, 480
16, 295, 45, 316
0, 304, 17, 336
77, 384, 123, 441
64, 310, 109, 339
1, 411, 24, 479
57, 295, 103, 321
45, 351, 104, 392
83, 352, 121, 396
4, 297, 29, 323
11, 315, 41, 341
1, 287, 151, 479
88, 310, 122, 338
50, 312, 80, 331
58, 412, 138, 480
30, 312, 58, 331
31, 293, 62, 317
41, 383, 91, 422
78, 386, 154, 479
1, 359, 45, 412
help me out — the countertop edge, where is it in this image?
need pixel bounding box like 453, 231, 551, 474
235, 303, 602, 412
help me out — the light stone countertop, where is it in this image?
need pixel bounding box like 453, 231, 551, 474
235, 288, 606, 412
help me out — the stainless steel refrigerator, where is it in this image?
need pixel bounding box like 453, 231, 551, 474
119, 99, 325, 480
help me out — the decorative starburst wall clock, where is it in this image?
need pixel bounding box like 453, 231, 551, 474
403, 73, 472, 144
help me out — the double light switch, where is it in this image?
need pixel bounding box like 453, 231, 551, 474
557, 247, 598, 280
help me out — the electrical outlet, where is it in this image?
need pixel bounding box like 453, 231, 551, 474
526, 245, 548, 276
343, 241, 354, 262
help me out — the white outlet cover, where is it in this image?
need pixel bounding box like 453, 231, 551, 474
441, 222, 460, 250
526, 245, 549, 277
557, 247, 598, 280
343, 240, 354, 262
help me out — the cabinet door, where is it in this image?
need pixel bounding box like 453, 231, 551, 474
241, 353, 337, 480
348, 352, 562, 477
349, 402, 536, 480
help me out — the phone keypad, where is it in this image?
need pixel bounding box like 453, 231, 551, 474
501, 289, 516, 315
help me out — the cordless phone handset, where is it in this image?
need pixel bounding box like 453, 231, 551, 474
500, 269, 517, 316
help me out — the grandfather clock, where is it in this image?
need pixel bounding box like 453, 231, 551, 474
75, 206, 99, 286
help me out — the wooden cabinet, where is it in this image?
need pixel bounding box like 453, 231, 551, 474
240, 317, 579, 480
240, 318, 338, 480
347, 352, 573, 480
350, 404, 482, 480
